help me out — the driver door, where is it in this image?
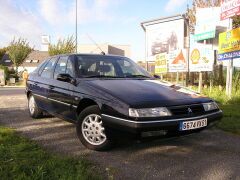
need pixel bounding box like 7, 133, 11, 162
48, 55, 74, 119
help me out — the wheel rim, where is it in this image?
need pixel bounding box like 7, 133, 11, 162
29, 96, 35, 115
81, 114, 106, 146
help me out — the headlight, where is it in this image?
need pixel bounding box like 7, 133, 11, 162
129, 107, 172, 117
202, 102, 218, 111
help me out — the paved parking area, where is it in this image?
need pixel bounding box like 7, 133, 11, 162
0, 89, 240, 180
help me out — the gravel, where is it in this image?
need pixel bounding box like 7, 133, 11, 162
0, 92, 239, 180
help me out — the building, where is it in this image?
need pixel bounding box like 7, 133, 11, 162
0, 51, 49, 73
78, 44, 131, 58
20, 51, 49, 72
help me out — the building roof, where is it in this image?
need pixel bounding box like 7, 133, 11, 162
21, 51, 49, 67
0, 51, 49, 68
0, 54, 13, 67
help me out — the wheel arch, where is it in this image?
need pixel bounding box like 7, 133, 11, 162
76, 98, 101, 116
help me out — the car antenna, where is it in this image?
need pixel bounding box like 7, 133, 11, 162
86, 34, 106, 55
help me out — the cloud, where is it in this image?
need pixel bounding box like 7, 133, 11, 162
38, 0, 121, 26
164, 0, 187, 12
0, 0, 43, 48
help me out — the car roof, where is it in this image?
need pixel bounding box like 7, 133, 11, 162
51, 53, 126, 59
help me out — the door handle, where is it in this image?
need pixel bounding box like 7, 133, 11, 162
49, 85, 55, 89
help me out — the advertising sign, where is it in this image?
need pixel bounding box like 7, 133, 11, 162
221, 0, 240, 20
194, 8, 220, 41
218, 27, 240, 60
189, 48, 214, 72
145, 18, 184, 61
155, 53, 167, 74
168, 49, 187, 72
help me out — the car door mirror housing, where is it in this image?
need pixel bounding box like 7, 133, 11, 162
57, 73, 76, 85
153, 74, 160, 79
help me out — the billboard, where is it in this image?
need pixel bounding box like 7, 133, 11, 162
189, 48, 214, 72
155, 53, 167, 74
218, 27, 240, 60
168, 49, 187, 72
221, 0, 240, 20
145, 18, 184, 61
194, 8, 218, 41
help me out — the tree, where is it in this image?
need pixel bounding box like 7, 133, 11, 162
232, 15, 240, 29
0, 48, 7, 61
48, 36, 76, 56
8, 38, 32, 74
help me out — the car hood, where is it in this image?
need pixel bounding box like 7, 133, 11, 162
83, 79, 211, 108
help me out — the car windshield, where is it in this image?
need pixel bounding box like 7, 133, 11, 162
76, 55, 152, 78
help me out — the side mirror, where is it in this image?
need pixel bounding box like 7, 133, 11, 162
153, 74, 160, 79
57, 73, 76, 85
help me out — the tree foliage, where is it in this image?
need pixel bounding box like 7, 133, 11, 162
0, 48, 7, 61
8, 38, 32, 73
48, 36, 76, 56
187, 0, 240, 33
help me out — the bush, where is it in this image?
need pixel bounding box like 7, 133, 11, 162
0, 65, 9, 80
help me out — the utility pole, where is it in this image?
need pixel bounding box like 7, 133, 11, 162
75, 0, 78, 53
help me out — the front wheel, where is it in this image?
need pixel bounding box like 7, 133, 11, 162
76, 105, 112, 151
28, 94, 43, 118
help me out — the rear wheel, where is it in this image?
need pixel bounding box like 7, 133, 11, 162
76, 105, 112, 151
28, 95, 43, 118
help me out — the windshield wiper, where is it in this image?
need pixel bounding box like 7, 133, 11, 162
125, 74, 151, 78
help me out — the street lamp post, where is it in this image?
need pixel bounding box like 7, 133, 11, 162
75, 0, 78, 53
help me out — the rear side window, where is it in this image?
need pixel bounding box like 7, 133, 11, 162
40, 57, 58, 78
53, 56, 68, 79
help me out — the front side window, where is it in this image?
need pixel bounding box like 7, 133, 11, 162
76, 55, 151, 78
54, 56, 68, 79
66, 59, 74, 77
40, 57, 58, 78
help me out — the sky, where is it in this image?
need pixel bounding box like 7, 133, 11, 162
0, 0, 191, 61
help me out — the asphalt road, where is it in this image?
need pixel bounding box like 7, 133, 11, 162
0, 87, 25, 96
0, 89, 240, 180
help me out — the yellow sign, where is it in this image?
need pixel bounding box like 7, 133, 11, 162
190, 49, 200, 64
218, 27, 240, 54
155, 53, 167, 74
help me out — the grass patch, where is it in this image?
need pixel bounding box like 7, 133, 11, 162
201, 87, 240, 135
0, 126, 101, 180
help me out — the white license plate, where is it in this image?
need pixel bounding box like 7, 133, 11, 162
179, 118, 207, 131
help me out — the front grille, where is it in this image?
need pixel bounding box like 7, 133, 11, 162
169, 104, 205, 116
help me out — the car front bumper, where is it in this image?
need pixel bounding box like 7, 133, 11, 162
101, 110, 223, 133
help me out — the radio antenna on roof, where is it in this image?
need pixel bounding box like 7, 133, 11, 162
86, 34, 106, 55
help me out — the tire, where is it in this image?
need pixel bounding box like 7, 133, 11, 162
28, 94, 43, 118
76, 105, 112, 151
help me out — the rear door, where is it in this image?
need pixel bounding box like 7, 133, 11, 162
33, 57, 58, 111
